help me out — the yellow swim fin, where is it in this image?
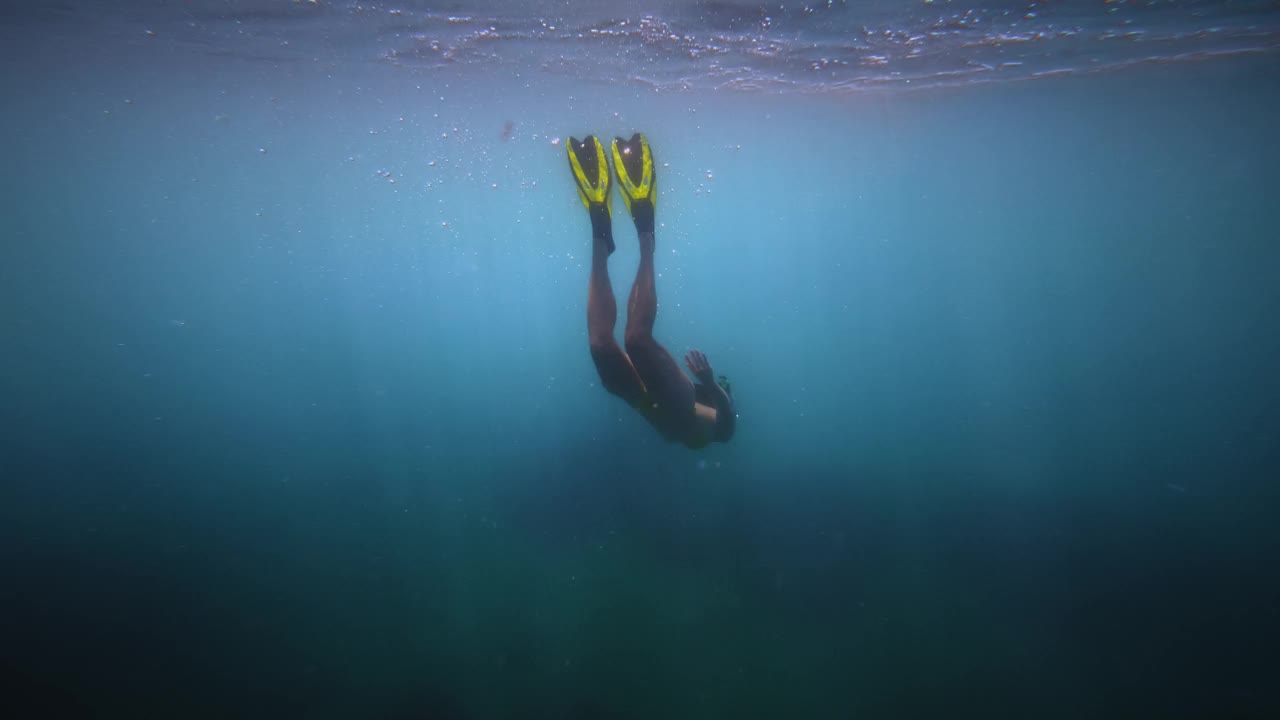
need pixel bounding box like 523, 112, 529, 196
567, 135, 612, 211
611, 133, 656, 215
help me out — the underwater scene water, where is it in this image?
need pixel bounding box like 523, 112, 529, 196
2, 1, 1278, 718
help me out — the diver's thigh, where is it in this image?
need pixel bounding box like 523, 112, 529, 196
590, 342, 646, 404
626, 338, 694, 411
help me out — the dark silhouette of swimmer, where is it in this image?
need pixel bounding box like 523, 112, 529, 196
567, 133, 736, 448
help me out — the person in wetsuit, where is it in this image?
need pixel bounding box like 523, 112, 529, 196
567, 133, 736, 449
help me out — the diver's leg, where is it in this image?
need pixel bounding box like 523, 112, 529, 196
610, 131, 694, 427
587, 205, 619, 348
623, 228, 695, 416
570, 134, 645, 403
613, 131, 660, 343
624, 228, 657, 342
586, 205, 645, 403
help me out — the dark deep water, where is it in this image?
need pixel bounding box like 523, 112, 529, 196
2, 2, 1279, 718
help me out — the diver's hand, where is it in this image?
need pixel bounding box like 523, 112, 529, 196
684, 350, 715, 385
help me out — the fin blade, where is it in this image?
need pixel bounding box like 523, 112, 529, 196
567, 135, 611, 209
610, 133, 655, 213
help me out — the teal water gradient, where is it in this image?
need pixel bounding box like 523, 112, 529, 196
2, 45, 1278, 718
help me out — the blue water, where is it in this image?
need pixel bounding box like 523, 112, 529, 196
2, 2, 1279, 718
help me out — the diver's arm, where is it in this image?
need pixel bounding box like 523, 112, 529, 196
685, 350, 735, 442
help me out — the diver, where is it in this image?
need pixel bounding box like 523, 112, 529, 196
567, 133, 736, 448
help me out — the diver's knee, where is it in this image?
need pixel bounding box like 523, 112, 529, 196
589, 334, 619, 358
623, 331, 653, 356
